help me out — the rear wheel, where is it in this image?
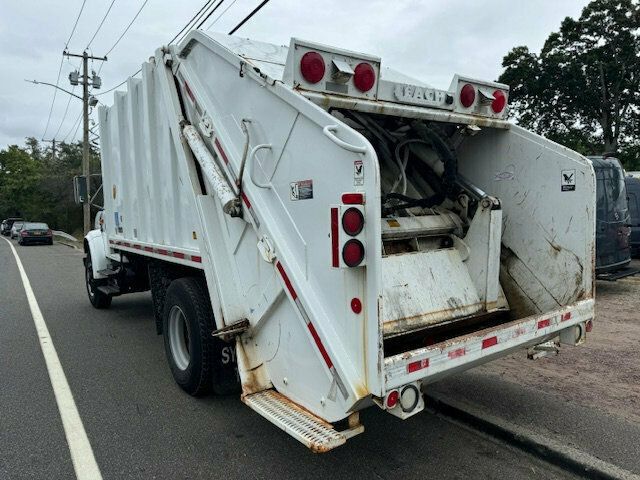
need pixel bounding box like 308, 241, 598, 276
85, 252, 112, 309
162, 277, 239, 396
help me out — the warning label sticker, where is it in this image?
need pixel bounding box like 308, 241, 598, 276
561, 169, 576, 192
290, 179, 313, 201
354, 160, 364, 186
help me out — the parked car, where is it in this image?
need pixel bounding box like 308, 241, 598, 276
10, 222, 24, 239
588, 155, 636, 279
625, 175, 640, 257
18, 222, 54, 246
1, 217, 23, 236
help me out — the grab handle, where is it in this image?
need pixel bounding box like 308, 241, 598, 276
323, 125, 367, 154
248, 143, 274, 189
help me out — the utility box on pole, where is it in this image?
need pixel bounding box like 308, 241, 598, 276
73, 175, 87, 204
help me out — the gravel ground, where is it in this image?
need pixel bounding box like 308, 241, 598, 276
475, 260, 640, 424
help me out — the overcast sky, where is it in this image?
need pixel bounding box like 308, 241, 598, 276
0, 0, 591, 148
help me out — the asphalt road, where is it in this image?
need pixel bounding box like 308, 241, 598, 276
0, 239, 583, 480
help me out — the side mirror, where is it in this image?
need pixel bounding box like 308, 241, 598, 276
73, 175, 87, 204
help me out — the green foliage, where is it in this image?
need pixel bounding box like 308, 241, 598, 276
0, 138, 102, 234
499, 0, 640, 168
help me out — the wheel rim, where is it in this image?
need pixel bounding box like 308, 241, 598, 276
168, 305, 191, 371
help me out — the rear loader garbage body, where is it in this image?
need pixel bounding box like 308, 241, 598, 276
87, 31, 595, 450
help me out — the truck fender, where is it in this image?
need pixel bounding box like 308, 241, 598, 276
84, 229, 109, 280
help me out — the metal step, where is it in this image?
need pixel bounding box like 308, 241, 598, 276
243, 390, 360, 453
96, 285, 121, 296
97, 268, 119, 276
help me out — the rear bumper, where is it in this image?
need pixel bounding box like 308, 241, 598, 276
384, 298, 594, 390
21, 236, 53, 243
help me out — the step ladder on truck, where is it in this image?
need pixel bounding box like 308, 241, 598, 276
84, 30, 596, 452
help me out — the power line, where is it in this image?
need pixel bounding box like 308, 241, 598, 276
63, 109, 83, 142
196, 0, 226, 30
94, 69, 142, 96
53, 86, 77, 139
169, 0, 217, 44
41, 0, 87, 140
103, 0, 150, 58
66, 0, 87, 47
229, 0, 271, 35
86, 0, 117, 49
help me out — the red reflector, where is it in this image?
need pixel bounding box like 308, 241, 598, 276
386, 390, 399, 409
350, 298, 362, 314
342, 193, 364, 205
448, 347, 466, 359
460, 83, 476, 108
156, 248, 168, 256
191, 256, 202, 263
172, 252, 185, 259
353, 62, 375, 92
491, 90, 507, 113
300, 51, 325, 84
561, 312, 572, 321
538, 319, 551, 329
342, 239, 365, 267
330, 207, 339, 268
482, 336, 498, 349
342, 207, 364, 236
144, 246, 153, 252
407, 358, 429, 373
585, 320, 593, 332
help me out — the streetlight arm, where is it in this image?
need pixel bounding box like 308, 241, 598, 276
25, 79, 83, 101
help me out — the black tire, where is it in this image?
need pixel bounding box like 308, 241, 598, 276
48, 239, 53, 245
162, 277, 239, 396
148, 263, 172, 335
85, 251, 112, 309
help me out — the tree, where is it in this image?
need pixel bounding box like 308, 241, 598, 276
499, 0, 640, 167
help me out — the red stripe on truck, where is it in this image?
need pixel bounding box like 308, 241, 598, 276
241, 192, 251, 209
307, 322, 333, 369
330, 207, 339, 267
184, 82, 195, 103
276, 261, 297, 301
214, 138, 229, 164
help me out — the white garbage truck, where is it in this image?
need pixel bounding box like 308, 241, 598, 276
84, 30, 596, 452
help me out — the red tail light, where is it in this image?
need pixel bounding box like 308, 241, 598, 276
491, 90, 507, 113
353, 62, 375, 92
342, 239, 365, 267
460, 83, 476, 108
342, 207, 364, 236
586, 320, 593, 333
20, 231, 27, 237
47, 229, 53, 236
386, 390, 399, 409
300, 51, 325, 84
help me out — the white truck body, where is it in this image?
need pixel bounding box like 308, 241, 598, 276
88, 30, 596, 451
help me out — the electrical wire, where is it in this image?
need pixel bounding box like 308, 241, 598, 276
102, 0, 150, 58
63, 109, 83, 142
53, 86, 77, 139
94, 69, 142, 96
228, 0, 271, 35
195, 0, 226, 30
169, 0, 217, 44
86, 0, 117, 49
204, 0, 237, 30
41, 0, 87, 139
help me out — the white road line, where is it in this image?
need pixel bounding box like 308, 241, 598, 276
2, 238, 102, 480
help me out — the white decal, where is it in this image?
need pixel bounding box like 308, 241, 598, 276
561, 169, 576, 192
394, 83, 448, 107
354, 160, 364, 186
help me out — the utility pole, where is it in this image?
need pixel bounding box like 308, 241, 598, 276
64, 50, 107, 235
42, 139, 56, 161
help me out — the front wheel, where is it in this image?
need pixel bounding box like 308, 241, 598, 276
85, 251, 111, 309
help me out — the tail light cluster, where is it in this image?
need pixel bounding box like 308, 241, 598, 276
331, 193, 366, 268
453, 77, 509, 117
383, 382, 424, 419
298, 50, 377, 94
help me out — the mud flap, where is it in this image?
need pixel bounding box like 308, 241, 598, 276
211, 339, 241, 395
